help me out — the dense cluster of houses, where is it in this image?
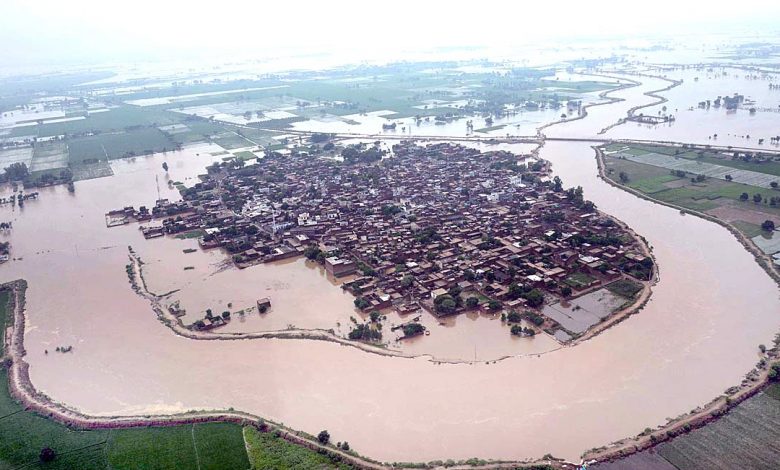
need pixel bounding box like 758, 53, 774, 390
109, 139, 650, 333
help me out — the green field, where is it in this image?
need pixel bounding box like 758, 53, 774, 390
564, 271, 597, 289
0, 290, 9, 356
602, 148, 780, 235
243, 427, 350, 469
68, 128, 176, 163
605, 279, 643, 299
10, 106, 183, 139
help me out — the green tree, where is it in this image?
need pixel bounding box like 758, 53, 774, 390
523, 289, 545, 308
402, 323, 425, 337
466, 296, 479, 309
317, 430, 330, 444
739, 192, 749, 201
506, 311, 522, 323
40, 447, 56, 463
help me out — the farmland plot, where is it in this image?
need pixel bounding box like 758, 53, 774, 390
0, 146, 33, 168
657, 392, 780, 470
614, 151, 780, 189
30, 142, 68, 172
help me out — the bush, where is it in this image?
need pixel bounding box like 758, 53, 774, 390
506, 311, 522, 323
402, 322, 425, 337
39, 447, 56, 462
317, 430, 330, 444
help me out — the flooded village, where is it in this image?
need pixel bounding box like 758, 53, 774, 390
0, 32, 780, 470
107, 139, 650, 346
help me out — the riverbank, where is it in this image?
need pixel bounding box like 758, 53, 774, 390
584, 144, 780, 463
594, 146, 780, 286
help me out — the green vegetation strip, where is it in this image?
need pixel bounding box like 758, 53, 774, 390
244, 427, 350, 469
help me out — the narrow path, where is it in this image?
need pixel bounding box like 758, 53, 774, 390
191, 424, 202, 470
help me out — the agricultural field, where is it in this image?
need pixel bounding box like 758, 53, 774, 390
7, 106, 183, 139
30, 142, 69, 172
68, 128, 176, 163
0, 146, 33, 169
243, 426, 351, 469
601, 144, 780, 247
593, 384, 780, 470
657, 386, 780, 469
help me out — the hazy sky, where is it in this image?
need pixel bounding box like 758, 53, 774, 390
3, 0, 780, 68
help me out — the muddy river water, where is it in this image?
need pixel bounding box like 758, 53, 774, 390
1, 75, 779, 463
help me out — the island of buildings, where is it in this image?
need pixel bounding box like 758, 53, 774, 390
108, 138, 652, 343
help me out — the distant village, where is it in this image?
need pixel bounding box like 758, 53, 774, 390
108, 138, 651, 341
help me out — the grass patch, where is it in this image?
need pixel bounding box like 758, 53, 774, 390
175, 230, 205, 240
243, 427, 349, 469
68, 128, 176, 164
629, 174, 680, 194
605, 279, 643, 299
564, 271, 597, 289
765, 383, 780, 401
233, 151, 258, 161
732, 221, 766, 238
0, 290, 9, 355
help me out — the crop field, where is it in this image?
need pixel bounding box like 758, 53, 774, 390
30, 142, 68, 172
594, 385, 780, 470
542, 288, 627, 334
607, 142, 780, 177
602, 152, 780, 226
0, 290, 9, 355
70, 161, 114, 181
9, 106, 183, 138
0, 146, 33, 169
612, 150, 780, 189
209, 131, 255, 150
243, 426, 349, 469
68, 128, 176, 163
656, 388, 780, 469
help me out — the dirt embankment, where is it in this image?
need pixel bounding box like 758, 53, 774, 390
537, 73, 641, 138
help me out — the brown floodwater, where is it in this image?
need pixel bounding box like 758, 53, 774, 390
1, 75, 779, 463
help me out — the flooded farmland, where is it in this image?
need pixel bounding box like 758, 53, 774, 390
1, 72, 779, 465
